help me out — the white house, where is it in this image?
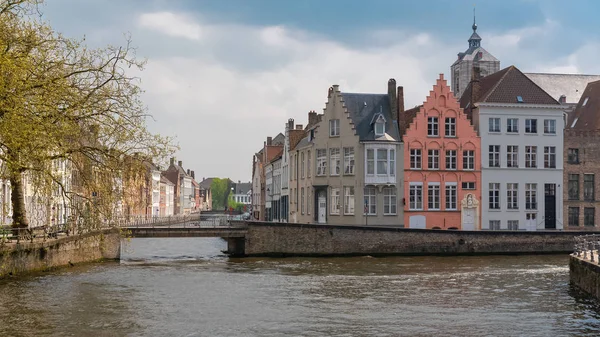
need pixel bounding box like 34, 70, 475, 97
461, 66, 565, 230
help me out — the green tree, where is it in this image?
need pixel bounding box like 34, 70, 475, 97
210, 178, 229, 211
0, 0, 174, 228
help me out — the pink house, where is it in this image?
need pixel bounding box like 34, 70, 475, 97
403, 74, 481, 230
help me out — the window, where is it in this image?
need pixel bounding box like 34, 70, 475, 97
329, 119, 340, 137
525, 183, 537, 210
428, 117, 439, 136
507, 183, 518, 210
525, 119, 537, 134
390, 149, 396, 176
445, 117, 456, 137
301, 188, 305, 215
585, 207, 595, 227
445, 184, 457, 210
525, 146, 537, 168
568, 174, 580, 200
367, 149, 375, 175
489, 118, 500, 132
330, 188, 340, 215
428, 183, 440, 210
409, 184, 423, 210
584, 174, 595, 201
308, 189, 311, 215
507, 146, 518, 168
307, 150, 311, 177
428, 149, 439, 170
489, 220, 501, 230
364, 187, 376, 215
544, 119, 556, 134
375, 121, 385, 136
507, 220, 519, 230
301, 152, 305, 178
330, 148, 340, 175
544, 146, 556, 168
316, 149, 327, 176
410, 149, 422, 169
383, 187, 397, 215
462, 182, 476, 190
463, 150, 474, 170
377, 149, 388, 175
507, 118, 518, 133
489, 183, 500, 210
568, 148, 579, 164
290, 155, 295, 180
446, 150, 457, 170
568, 207, 579, 226
489, 145, 500, 167
344, 186, 354, 215
343, 147, 354, 175
583, 97, 589, 106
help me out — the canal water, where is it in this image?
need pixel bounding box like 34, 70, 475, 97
1, 238, 599, 337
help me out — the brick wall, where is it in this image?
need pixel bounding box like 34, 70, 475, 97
563, 130, 600, 230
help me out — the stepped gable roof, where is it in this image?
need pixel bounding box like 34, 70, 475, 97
401, 105, 422, 137
567, 80, 600, 130
460, 66, 560, 107
340, 92, 400, 141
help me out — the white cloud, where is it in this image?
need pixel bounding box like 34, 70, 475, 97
137, 12, 202, 41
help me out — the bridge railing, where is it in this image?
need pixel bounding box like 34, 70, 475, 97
573, 235, 600, 263
119, 214, 248, 229
112, 214, 202, 228
0, 223, 73, 245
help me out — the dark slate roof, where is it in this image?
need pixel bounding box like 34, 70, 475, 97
199, 178, 214, 189
460, 66, 560, 108
160, 175, 174, 185
272, 133, 285, 146
568, 80, 600, 130
295, 135, 311, 149
340, 93, 400, 141
234, 182, 252, 195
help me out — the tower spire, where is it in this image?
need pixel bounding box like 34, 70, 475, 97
473, 6, 477, 31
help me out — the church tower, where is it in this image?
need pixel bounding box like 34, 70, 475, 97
451, 11, 500, 99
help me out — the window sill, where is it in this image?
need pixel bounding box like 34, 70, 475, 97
408, 209, 423, 211
543, 133, 557, 136
344, 213, 355, 216
506, 132, 519, 135
488, 131, 501, 134
507, 209, 520, 212
329, 135, 340, 138
427, 135, 440, 138
384, 213, 398, 216
525, 133, 538, 135
409, 168, 422, 170
445, 135, 457, 138
329, 213, 340, 216
488, 209, 501, 212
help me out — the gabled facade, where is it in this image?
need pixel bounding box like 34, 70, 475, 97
461, 66, 565, 231
162, 158, 193, 215
310, 79, 404, 225
403, 74, 481, 230
159, 175, 175, 216
564, 80, 600, 230
199, 177, 214, 211
251, 152, 262, 219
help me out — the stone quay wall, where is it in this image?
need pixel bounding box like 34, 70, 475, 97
570, 255, 600, 300
243, 222, 584, 257
0, 228, 121, 278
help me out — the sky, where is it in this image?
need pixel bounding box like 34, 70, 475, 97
38, 0, 600, 182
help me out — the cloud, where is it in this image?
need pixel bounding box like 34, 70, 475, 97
138, 12, 202, 41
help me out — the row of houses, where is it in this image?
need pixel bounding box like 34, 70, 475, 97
249, 19, 600, 231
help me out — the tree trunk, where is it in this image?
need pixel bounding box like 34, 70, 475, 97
10, 171, 29, 228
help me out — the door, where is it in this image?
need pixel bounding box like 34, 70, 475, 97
544, 184, 556, 229
318, 191, 326, 224
526, 213, 537, 231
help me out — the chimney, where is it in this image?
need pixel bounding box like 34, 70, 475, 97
178, 160, 182, 167
559, 95, 567, 104
287, 118, 294, 130
308, 111, 318, 126
187, 169, 190, 175
267, 137, 272, 146
296, 125, 303, 130
191, 171, 195, 179
388, 78, 398, 121
170, 157, 175, 166
238, 180, 241, 184
397, 86, 405, 136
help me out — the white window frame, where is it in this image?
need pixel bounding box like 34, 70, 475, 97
489, 145, 500, 168
428, 149, 439, 170
445, 183, 457, 210
367, 149, 375, 175
445, 117, 456, 137
330, 187, 340, 215
462, 182, 476, 190
375, 122, 385, 136
525, 146, 537, 168
383, 186, 397, 215
329, 119, 340, 137
525, 119, 537, 134
427, 117, 439, 136
526, 183, 537, 210
364, 186, 376, 215
409, 183, 423, 211
544, 146, 556, 168
316, 149, 327, 176
330, 148, 341, 176
544, 119, 556, 134
463, 150, 474, 170
428, 182, 440, 210
301, 187, 305, 215
343, 147, 354, 175
445, 150, 457, 170
376, 149, 388, 175
489, 118, 500, 132
489, 183, 500, 210
301, 152, 305, 178
507, 118, 518, 133
410, 149, 422, 169
507, 183, 518, 210
507, 220, 519, 230
307, 150, 311, 177
344, 186, 355, 215
489, 220, 501, 230
507, 145, 518, 168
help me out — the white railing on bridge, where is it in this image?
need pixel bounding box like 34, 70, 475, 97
574, 235, 600, 263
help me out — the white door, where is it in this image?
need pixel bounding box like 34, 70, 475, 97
409, 215, 426, 229
526, 213, 537, 231
318, 192, 326, 224
462, 208, 475, 230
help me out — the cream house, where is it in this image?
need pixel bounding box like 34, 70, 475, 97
308, 80, 404, 225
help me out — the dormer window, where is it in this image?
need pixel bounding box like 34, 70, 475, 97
374, 114, 386, 137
